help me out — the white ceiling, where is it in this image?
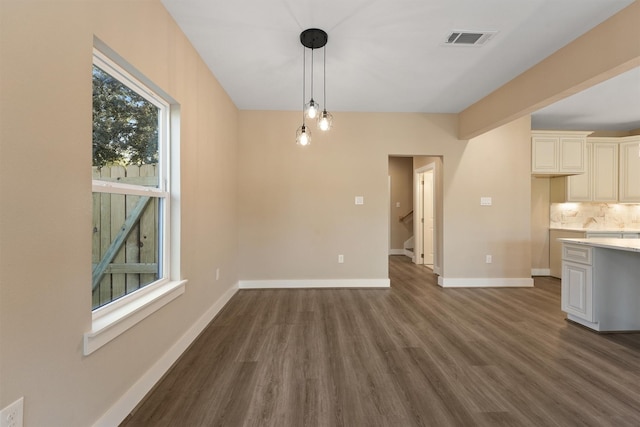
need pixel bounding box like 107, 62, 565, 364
161, 0, 639, 131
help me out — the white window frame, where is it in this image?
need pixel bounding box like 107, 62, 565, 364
85, 46, 185, 356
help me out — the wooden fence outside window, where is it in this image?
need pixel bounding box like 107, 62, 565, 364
92, 164, 159, 309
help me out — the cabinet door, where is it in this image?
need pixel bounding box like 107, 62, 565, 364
532, 136, 559, 173
567, 143, 591, 201
561, 261, 593, 321
619, 141, 640, 203
592, 143, 618, 202
560, 136, 586, 173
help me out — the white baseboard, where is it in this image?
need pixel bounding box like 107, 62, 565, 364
93, 283, 239, 427
389, 249, 405, 255
403, 249, 414, 258
239, 278, 390, 289
437, 277, 534, 288
531, 268, 551, 276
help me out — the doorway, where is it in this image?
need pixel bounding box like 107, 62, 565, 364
388, 156, 442, 277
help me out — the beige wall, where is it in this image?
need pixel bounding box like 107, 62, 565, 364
238, 112, 532, 281
445, 116, 533, 278
388, 157, 413, 251
531, 177, 551, 272
0, 1, 238, 426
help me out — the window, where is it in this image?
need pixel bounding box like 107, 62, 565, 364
92, 51, 167, 309
85, 46, 184, 355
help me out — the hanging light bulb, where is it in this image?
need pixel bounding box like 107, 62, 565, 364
304, 47, 319, 120
318, 110, 333, 131
296, 124, 311, 146
305, 99, 319, 119
296, 44, 310, 146
317, 46, 332, 131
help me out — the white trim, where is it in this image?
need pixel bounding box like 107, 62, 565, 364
93, 49, 167, 109
403, 249, 414, 258
531, 268, 551, 276
239, 278, 390, 289
85, 280, 187, 355
437, 277, 534, 288
91, 180, 167, 197
389, 249, 405, 255
92, 283, 239, 427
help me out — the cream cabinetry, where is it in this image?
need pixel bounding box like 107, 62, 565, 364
560, 239, 640, 332
550, 140, 619, 203
550, 229, 639, 278
591, 141, 618, 202
565, 143, 591, 201
618, 137, 640, 203
561, 244, 593, 322
550, 229, 585, 278
531, 131, 590, 175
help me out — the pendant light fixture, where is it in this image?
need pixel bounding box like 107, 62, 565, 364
296, 46, 311, 146
317, 45, 333, 131
297, 28, 332, 145
305, 47, 319, 120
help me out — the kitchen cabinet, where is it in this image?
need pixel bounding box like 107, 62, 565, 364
565, 143, 592, 201
619, 137, 640, 203
549, 229, 586, 278
531, 131, 590, 175
591, 141, 618, 202
561, 244, 593, 322
560, 238, 640, 332
550, 229, 639, 278
550, 140, 618, 203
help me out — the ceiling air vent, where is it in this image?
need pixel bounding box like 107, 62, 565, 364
445, 31, 497, 46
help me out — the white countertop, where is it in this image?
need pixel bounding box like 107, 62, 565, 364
559, 238, 640, 253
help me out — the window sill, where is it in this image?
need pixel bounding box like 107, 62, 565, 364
84, 279, 187, 355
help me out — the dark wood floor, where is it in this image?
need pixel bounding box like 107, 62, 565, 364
121, 256, 640, 426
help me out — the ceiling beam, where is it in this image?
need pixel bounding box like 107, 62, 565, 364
458, 1, 640, 140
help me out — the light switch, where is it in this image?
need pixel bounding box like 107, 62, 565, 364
355, 196, 364, 205
396, 202, 401, 208
480, 197, 492, 206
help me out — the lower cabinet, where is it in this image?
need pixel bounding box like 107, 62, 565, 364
560, 241, 640, 332
549, 229, 586, 278
561, 261, 593, 322
551, 230, 639, 278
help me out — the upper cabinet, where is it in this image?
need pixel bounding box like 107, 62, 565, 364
551, 136, 639, 203
619, 136, 640, 203
531, 131, 591, 175
591, 140, 619, 202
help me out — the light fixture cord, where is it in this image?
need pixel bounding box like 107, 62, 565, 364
323, 45, 327, 109
302, 45, 306, 124
310, 47, 314, 100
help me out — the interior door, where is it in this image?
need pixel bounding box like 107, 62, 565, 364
423, 170, 434, 266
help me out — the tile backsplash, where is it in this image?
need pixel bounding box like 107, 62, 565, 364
551, 203, 640, 229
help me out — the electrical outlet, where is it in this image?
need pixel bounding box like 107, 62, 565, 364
338, 254, 344, 264
1, 397, 24, 427
485, 255, 492, 264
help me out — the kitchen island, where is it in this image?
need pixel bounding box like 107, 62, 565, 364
559, 238, 640, 332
